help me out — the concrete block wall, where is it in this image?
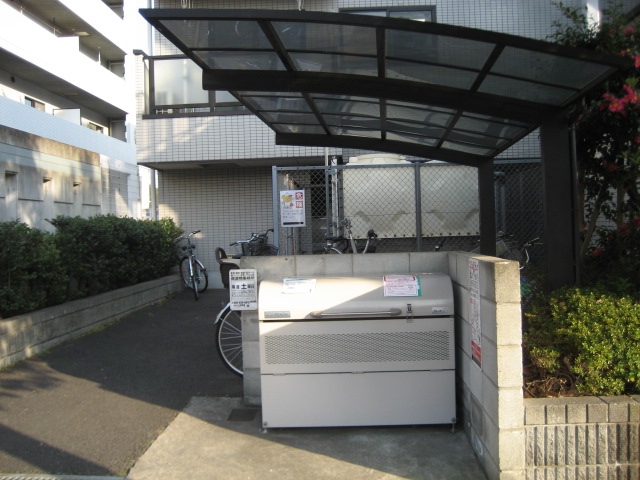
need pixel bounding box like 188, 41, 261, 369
0, 274, 182, 368
239, 251, 524, 480
448, 252, 524, 480
524, 396, 640, 479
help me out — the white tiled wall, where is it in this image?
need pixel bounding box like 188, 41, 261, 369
157, 166, 276, 288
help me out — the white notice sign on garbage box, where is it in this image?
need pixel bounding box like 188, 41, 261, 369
230, 269, 257, 310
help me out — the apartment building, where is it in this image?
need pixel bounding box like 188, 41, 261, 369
0, 0, 151, 231
137, 0, 633, 288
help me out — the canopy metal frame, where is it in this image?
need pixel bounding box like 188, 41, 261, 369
140, 8, 629, 287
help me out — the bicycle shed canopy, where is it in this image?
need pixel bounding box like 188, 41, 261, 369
139, 8, 626, 165
139, 8, 629, 286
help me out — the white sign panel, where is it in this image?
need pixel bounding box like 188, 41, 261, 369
280, 190, 306, 227
282, 278, 316, 294
229, 269, 257, 310
383, 275, 421, 297
469, 258, 482, 367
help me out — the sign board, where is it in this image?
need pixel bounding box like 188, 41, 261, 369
282, 278, 316, 294
280, 190, 306, 227
229, 269, 257, 310
469, 258, 482, 367
383, 275, 421, 297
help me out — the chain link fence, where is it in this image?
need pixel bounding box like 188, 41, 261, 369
273, 160, 544, 262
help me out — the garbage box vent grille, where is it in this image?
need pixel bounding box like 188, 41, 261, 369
264, 331, 450, 365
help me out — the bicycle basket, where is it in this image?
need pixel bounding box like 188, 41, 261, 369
242, 237, 266, 256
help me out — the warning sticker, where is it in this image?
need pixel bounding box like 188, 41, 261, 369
383, 275, 421, 297
282, 278, 316, 294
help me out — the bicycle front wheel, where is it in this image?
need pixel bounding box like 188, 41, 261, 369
179, 256, 191, 287
193, 261, 208, 293
216, 306, 243, 376
180, 256, 199, 300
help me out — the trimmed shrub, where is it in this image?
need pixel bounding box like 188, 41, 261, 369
524, 287, 640, 396
0, 216, 182, 318
49, 215, 182, 298
0, 221, 67, 318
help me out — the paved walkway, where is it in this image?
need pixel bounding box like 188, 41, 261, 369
0, 289, 240, 477
0, 289, 487, 480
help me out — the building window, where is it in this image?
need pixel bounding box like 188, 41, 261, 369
341, 6, 436, 22
147, 56, 247, 116
87, 122, 104, 134
24, 96, 45, 111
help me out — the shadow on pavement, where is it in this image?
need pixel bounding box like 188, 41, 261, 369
0, 289, 242, 476
128, 397, 487, 480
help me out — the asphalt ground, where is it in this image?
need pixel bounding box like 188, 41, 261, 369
0, 288, 241, 477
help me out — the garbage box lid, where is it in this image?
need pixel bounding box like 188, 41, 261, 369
258, 273, 453, 321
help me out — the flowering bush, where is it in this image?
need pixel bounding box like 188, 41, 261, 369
523, 4, 640, 398
551, 3, 640, 259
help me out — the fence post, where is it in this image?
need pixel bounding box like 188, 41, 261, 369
272, 165, 280, 251
414, 162, 423, 252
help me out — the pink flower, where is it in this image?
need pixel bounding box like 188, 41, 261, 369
608, 98, 626, 112
634, 54, 640, 68
625, 27, 635, 35
592, 247, 603, 258
635, 135, 640, 144
623, 84, 640, 103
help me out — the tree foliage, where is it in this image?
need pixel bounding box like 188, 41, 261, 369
550, 3, 640, 259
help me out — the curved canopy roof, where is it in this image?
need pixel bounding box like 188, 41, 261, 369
140, 8, 628, 166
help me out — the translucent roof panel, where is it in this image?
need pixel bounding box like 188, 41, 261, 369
194, 51, 286, 70
274, 22, 378, 56
386, 30, 495, 70
141, 8, 628, 165
160, 19, 273, 50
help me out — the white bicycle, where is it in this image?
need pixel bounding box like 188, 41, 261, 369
323, 218, 378, 254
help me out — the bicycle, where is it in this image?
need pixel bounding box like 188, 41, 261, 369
471, 232, 541, 270
175, 230, 208, 301
214, 229, 278, 376
214, 304, 243, 375
229, 228, 279, 257
323, 218, 378, 254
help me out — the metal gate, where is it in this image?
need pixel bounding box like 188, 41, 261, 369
272, 160, 543, 259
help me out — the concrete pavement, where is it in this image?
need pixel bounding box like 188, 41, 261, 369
128, 396, 487, 480
0, 288, 487, 479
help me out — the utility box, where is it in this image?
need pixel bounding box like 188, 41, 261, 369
258, 273, 456, 428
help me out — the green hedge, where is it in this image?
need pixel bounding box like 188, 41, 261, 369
0, 216, 182, 319
524, 217, 640, 397
524, 287, 640, 396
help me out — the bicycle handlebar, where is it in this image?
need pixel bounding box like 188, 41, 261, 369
174, 229, 202, 244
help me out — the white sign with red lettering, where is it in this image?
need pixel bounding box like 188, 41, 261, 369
280, 190, 306, 227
